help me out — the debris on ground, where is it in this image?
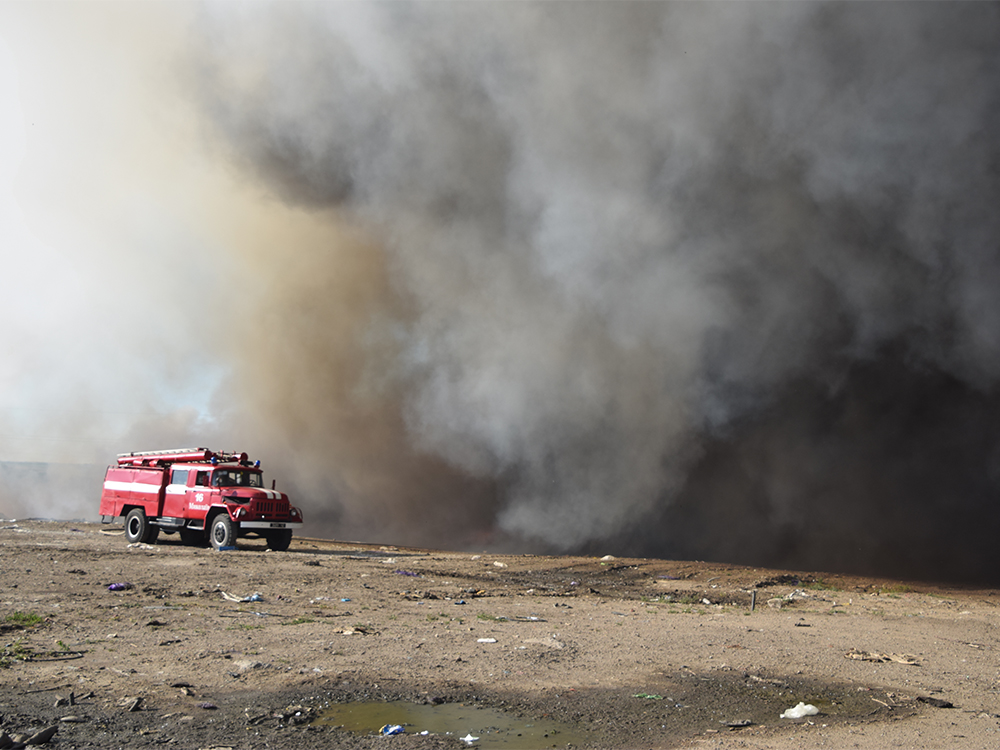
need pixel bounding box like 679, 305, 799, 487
780, 702, 819, 719
917, 696, 955, 708
107, 583, 132, 591
380, 723, 404, 735
221, 592, 263, 603
845, 648, 919, 665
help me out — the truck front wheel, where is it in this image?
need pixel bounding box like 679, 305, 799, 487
125, 508, 153, 544
210, 515, 236, 550
266, 529, 292, 551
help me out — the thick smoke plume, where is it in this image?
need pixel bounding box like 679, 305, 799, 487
186, 2, 1000, 582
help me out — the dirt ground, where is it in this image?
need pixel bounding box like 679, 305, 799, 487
1, 520, 999, 749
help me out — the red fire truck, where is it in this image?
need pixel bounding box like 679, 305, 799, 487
98, 448, 303, 551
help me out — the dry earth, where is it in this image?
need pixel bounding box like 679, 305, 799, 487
1, 520, 999, 749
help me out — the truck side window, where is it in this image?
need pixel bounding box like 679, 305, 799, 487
171, 469, 189, 486
195, 471, 209, 486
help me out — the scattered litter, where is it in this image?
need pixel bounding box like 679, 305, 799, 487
380, 724, 404, 736
221, 592, 263, 603
600, 555, 616, 561
632, 693, 664, 700
460, 733, 479, 744
845, 648, 919, 665
722, 719, 752, 728
126, 543, 156, 550
216, 546, 236, 551
394, 570, 419, 577
917, 696, 954, 708
107, 583, 132, 591
780, 702, 819, 719
197, 702, 218, 710
59, 715, 86, 723
493, 561, 507, 568
470, 555, 481, 560
477, 637, 498, 643
340, 598, 351, 602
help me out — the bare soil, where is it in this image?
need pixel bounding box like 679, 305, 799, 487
1, 520, 999, 748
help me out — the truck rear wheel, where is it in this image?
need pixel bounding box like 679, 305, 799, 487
125, 508, 153, 544
210, 515, 236, 550
266, 529, 292, 551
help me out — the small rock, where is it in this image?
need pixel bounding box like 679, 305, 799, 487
59, 716, 86, 723
25, 725, 59, 745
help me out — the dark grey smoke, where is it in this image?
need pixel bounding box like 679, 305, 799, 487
191, 2, 1000, 582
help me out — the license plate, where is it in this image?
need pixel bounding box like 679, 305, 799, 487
269, 522, 286, 528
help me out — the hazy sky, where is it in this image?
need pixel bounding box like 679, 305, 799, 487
0, 2, 326, 464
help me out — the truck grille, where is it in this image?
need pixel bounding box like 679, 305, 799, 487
254, 500, 286, 519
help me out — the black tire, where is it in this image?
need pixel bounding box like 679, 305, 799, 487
180, 528, 205, 547
210, 515, 236, 550
124, 508, 152, 544
266, 529, 292, 551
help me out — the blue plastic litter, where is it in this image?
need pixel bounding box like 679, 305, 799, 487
217, 546, 236, 551
380, 724, 405, 736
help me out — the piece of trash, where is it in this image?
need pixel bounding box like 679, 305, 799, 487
380, 724, 405, 735
477, 637, 497, 643
216, 545, 236, 551
632, 693, 664, 700
107, 583, 133, 591
917, 696, 954, 708
460, 733, 480, 744
394, 570, 419, 577
845, 648, 919, 665
780, 702, 819, 719
600, 554, 616, 561
723, 719, 752, 728
493, 561, 507, 568
197, 702, 218, 710
221, 592, 264, 603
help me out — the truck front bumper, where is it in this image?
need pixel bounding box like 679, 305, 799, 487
239, 521, 304, 529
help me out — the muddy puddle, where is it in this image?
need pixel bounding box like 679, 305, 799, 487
315, 700, 588, 748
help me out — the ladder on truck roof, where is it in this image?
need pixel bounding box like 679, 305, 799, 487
116, 448, 250, 466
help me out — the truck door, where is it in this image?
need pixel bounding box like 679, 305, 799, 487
163, 468, 190, 518
187, 469, 213, 520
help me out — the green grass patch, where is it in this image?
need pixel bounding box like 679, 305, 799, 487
3, 611, 45, 627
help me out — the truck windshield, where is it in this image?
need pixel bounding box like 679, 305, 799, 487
212, 470, 264, 488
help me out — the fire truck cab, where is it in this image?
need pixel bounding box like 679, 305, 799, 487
99, 448, 303, 551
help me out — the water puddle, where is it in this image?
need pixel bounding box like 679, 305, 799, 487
315, 700, 587, 748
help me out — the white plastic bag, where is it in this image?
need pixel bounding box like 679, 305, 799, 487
780, 701, 819, 719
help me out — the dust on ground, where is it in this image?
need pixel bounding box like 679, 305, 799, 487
1, 520, 999, 748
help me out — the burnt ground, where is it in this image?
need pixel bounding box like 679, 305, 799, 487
1, 520, 999, 748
